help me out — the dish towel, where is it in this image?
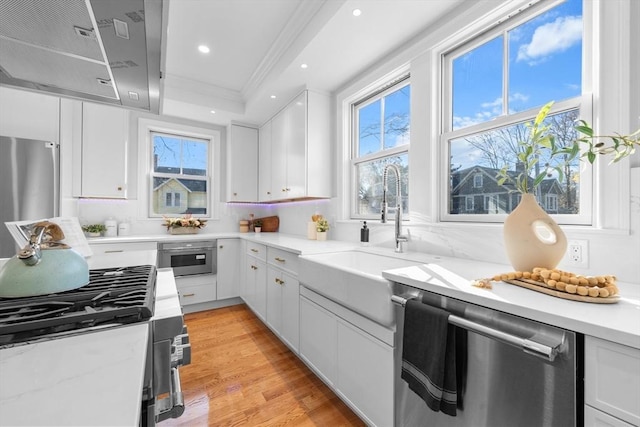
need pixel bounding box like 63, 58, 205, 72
401, 299, 458, 416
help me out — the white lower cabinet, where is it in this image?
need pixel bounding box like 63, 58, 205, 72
585, 336, 640, 426
585, 405, 635, 427
337, 319, 394, 427
216, 238, 241, 300
299, 295, 338, 386
266, 247, 300, 352
242, 244, 267, 321
175, 274, 216, 306
299, 289, 394, 427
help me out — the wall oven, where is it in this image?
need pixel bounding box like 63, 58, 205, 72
157, 241, 216, 277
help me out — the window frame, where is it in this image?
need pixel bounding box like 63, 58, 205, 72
350, 77, 411, 220
439, 0, 593, 225
138, 118, 221, 221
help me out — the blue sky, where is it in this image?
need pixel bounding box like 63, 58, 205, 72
453, 0, 582, 129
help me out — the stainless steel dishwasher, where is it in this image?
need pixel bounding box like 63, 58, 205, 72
393, 288, 582, 427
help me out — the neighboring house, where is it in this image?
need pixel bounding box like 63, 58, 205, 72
153, 177, 207, 215
450, 166, 565, 214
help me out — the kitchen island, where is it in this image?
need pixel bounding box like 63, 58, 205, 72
0, 250, 160, 427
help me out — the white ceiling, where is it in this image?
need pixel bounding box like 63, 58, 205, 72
161, 0, 466, 127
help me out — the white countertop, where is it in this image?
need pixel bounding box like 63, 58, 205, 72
379, 251, 640, 349
89, 233, 640, 349
0, 324, 148, 427
88, 231, 356, 255
0, 250, 163, 427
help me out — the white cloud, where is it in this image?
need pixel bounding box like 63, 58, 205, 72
517, 15, 582, 64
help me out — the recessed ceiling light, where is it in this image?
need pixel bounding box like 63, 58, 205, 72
270, 95, 277, 99
301, 63, 308, 69
210, 110, 216, 114
198, 45, 210, 54
352, 9, 362, 17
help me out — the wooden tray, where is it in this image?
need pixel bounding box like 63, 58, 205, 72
503, 278, 620, 304
256, 216, 279, 232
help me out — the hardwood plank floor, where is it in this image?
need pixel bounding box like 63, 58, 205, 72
162, 304, 365, 426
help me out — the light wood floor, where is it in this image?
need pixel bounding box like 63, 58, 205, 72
162, 304, 365, 426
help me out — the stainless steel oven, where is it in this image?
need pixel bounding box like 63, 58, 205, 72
157, 240, 216, 277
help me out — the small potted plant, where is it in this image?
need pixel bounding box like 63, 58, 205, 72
82, 224, 106, 237
315, 218, 329, 241
253, 219, 262, 233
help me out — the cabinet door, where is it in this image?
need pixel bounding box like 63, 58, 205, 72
266, 268, 283, 334
81, 102, 128, 198
585, 336, 640, 425
217, 239, 240, 299
585, 405, 635, 427
286, 91, 307, 199
337, 319, 394, 427
242, 255, 257, 309
253, 259, 267, 321
227, 124, 258, 202
270, 109, 288, 199
281, 271, 299, 352
299, 296, 337, 386
258, 121, 273, 202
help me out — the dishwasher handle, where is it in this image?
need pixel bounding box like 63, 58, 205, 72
392, 294, 564, 362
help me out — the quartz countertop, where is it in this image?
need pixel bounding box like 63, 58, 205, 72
89, 232, 356, 255
378, 251, 640, 349
0, 250, 162, 426
89, 233, 640, 349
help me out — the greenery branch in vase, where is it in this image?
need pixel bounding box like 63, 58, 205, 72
497, 101, 638, 272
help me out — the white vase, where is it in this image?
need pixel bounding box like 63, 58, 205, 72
503, 193, 567, 272
307, 222, 317, 240
316, 231, 327, 241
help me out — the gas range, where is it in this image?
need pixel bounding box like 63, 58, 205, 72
0, 265, 156, 347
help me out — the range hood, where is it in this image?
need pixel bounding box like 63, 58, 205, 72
0, 0, 165, 114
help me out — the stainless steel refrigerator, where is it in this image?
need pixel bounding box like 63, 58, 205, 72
0, 136, 59, 258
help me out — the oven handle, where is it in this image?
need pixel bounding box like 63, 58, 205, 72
160, 247, 213, 253
155, 367, 185, 422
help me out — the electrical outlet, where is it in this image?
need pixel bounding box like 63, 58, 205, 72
567, 239, 589, 268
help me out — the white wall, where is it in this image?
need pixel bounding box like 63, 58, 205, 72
272, 0, 640, 284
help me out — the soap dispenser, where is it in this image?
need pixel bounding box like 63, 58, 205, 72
360, 221, 369, 246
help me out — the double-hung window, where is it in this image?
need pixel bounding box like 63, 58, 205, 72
351, 78, 410, 218
150, 131, 210, 217
442, 0, 591, 224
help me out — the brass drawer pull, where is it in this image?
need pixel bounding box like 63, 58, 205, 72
251, 248, 259, 253
183, 293, 195, 297
274, 257, 286, 263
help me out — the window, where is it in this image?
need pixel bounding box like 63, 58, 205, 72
150, 131, 210, 217
352, 78, 410, 218
473, 174, 483, 188
442, 0, 590, 224
465, 196, 474, 212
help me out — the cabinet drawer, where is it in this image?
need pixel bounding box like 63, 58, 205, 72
267, 247, 298, 275
585, 336, 640, 426
90, 241, 158, 255
177, 283, 216, 306
246, 242, 267, 261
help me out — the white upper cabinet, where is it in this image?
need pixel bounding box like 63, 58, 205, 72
227, 124, 258, 202
258, 121, 273, 202
76, 102, 129, 199
0, 87, 59, 142
259, 90, 330, 202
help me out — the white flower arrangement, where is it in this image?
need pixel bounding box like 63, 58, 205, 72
163, 214, 207, 230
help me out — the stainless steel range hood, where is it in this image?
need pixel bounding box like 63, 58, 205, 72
0, 0, 165, 114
